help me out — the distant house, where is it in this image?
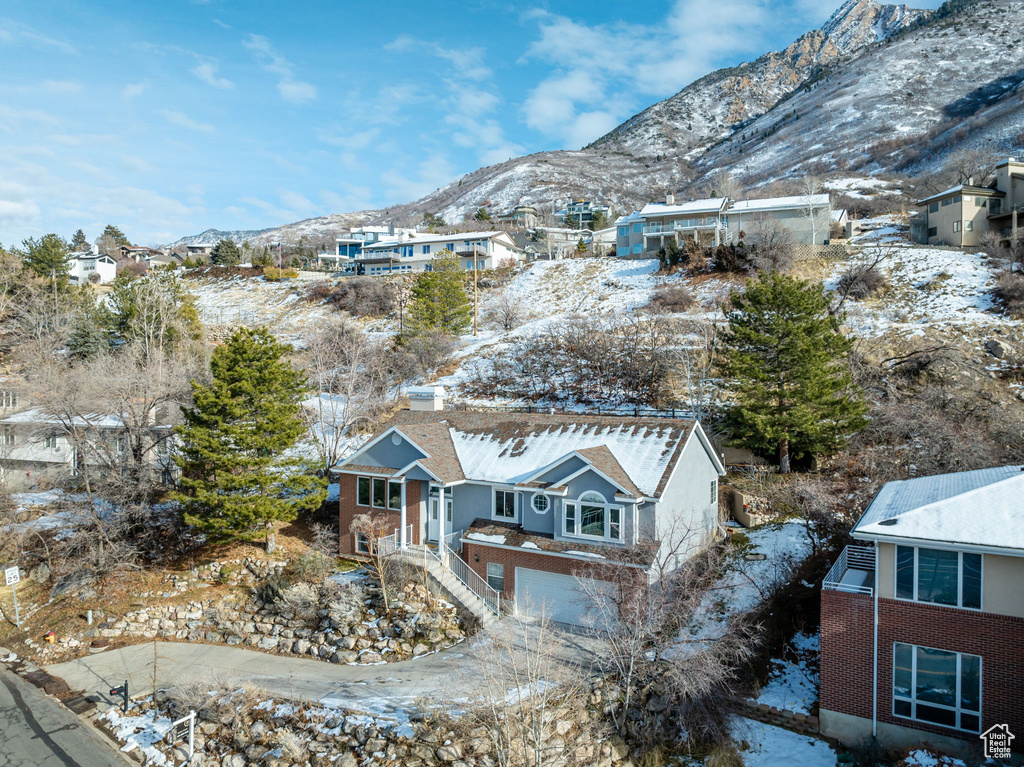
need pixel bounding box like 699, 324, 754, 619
331, 388, 725, 627
820, 466, 1024, 756
914, 159, 1023, 247
496, 205, 539, 230
0, 407, 177, 490
67, 251, 117, 285
316, 226, 416, 271
614, 191, 834, 257
556, 199, 611, 228
356, 231, 524, 276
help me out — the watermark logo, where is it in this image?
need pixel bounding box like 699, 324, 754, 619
980, 724, 1014, 760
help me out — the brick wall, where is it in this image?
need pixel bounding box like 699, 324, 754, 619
337, 476, 422, 557
461, 542, 644, 601
820, 590, 874, 719
821, 590, 1024, 741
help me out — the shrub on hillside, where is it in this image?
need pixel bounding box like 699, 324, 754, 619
327, 277, 396, 317
647, 285, 696, 313
264, 266, 298, 281
836, 266, 888, 300
993, 271, 1024, 317
303, 282, 334, 302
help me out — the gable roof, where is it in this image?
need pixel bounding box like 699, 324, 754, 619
916, 184, 1004, 206
639, 198, 726, 217
853, 466, 1024, 553
342, 410, 716, 498
728, 194, 830, 212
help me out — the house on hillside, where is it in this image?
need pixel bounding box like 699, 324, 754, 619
67, 250, 117, 285
820, 466, 1024, 756
356, 231, 523, 276
556, 199, 611, 228
914, 158, 1023, 247
496, 205, 539, 230
332, 387, 725, 627
614, 192, 834, 257
316, 226, 417, 271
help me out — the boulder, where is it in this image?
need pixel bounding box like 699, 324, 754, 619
220, 752, 245, 767
29, 563, 51, 584
436, 744, 463, 762
985, 339, 1012, 358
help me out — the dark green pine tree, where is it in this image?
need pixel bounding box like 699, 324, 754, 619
101, 225, 130, 246
408, 250, 472, 336
210, 239, 242, 266
69, 229, 89, 251
172, 327, 326, 550
17, 234, 70, 288
721, 272, 868, 472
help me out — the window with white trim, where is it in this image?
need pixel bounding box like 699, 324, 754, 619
563, 491, 621, 542
44, 435, 59, 450
710, 479, 718, 504
895, 546, 981, 609
486, 562, 504, 592
893, 642, 980, 732
0, 391, 16, 408
494, 489, 516, 520
531, 494, 549, 513
355, 532, 370, 554
356, 476, 402, 510
1, 427, 13, 446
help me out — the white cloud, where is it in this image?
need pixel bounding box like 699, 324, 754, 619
382, 154, 455, 202
49, 133, 118, 146
0, 22, 77, 54
191, 61, 234, 90
519, 0, 800, 147
321, 188, 375, 213
122, 81, 148, 98
0, 104, 60, 131
276, 188, 319, 216
387, 36, 492, 82
243, 34, 317, 104
120, 155, 158, 173
158, 109, 215, 133
41, 79, 82, 94
318, 128, 379, 151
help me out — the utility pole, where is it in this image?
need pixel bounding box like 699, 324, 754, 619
473, 247, 478, 336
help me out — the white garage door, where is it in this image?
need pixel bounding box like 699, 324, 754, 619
515, 567, 616, 628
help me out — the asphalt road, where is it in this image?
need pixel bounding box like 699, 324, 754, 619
0, 667, 127, 767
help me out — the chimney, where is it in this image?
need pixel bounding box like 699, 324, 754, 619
408, 386, 445, 412
967, 176, 975, 187
665, 192, 675, 205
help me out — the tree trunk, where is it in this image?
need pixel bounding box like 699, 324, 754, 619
266, 524, 277, 554
779, 437, 791, 474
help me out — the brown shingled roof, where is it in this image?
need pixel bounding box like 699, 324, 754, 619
385, 409, 697, 497
395, 422, 465, 483
573, 445, 643, 497
462, 518, 657, 567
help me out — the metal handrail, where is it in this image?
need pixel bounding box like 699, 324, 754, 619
444, 546, 501, 615
823, 545, 875, 596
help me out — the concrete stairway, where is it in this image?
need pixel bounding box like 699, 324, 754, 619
393, 548, 501, 629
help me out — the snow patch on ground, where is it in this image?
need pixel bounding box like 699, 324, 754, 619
756, 632, 819, 715
730, 717, 836, 767
901, 750, 967, 767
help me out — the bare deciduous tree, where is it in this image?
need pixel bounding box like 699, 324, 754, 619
747, 214, 795, 272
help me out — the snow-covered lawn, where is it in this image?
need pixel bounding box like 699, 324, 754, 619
756, 631, 818, 715
830, 243, 1007, 338
823, 177, 901, 199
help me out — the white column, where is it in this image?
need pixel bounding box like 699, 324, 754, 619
438, 485, 446, 554
399, 481, 407, 550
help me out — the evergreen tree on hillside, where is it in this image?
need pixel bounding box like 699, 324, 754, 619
17, 234, 70, 288
210, 239, 242, 266
721, 272, 867, 472
70, 229, 89, 251
102, 225, 130, 246
407, 250, 472, 336
474, 207, 492, 222
106, 271, 203, 357
172, 328, 325, 550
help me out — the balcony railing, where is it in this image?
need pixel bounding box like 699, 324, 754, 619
644, 220, 722, 234
822, 545, 875, 596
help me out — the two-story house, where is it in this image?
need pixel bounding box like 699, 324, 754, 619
356, 231, 524, 276
332, 388, 725, 627
67, 250, 118, 285
914, 158, 1024, 247
820, 466, 1024, 756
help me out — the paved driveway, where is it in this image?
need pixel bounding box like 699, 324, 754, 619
0, 667, 128, 767
48, 627, 604, 721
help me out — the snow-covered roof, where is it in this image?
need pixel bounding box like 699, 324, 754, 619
853, 466, 1024, 553
728, 194, 831, 212
639, 198, 727, 217
916, 185, 1003, 206
831, 209, 847, 222
343, 410, 723, 498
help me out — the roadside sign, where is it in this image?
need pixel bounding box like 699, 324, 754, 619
3, 566, 18, 586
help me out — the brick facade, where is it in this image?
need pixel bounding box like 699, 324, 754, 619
821, 591, 1024, 742
462, 541, 646, 602
336, 475, 422, 557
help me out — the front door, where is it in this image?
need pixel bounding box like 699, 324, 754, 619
427, 496, 453, 542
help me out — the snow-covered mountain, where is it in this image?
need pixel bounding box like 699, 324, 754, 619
171, 0, 1024, 243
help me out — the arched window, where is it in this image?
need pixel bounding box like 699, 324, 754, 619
564, 491, 621, 541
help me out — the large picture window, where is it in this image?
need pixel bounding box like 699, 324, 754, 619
895, 546, 981, 609
356, 476, 401, 510
893, 643, 980, 732
494, 489, 516, 520
563, 492, 621, 542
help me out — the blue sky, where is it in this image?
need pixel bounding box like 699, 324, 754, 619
0, 0, 940, 246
